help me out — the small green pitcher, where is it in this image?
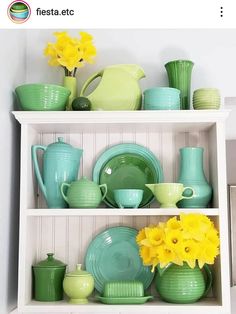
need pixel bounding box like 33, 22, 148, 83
155, 262, 212, 303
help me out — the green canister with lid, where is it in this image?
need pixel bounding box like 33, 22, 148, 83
33, 253, 67, 301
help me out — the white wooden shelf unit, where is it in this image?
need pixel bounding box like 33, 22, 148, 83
13, 110, 231, 314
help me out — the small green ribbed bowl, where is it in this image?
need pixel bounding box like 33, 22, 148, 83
103, 281, 144, 298
15, 84, 71, 111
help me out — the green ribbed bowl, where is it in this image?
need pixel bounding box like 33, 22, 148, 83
155, 263, 209, 304
15, 84, 71, 111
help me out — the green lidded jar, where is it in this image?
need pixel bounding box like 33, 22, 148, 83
33, 253, 67, 301
63, 264, 94, 304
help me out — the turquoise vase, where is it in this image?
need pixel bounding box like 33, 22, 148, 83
165, 60, 194, 110
32, 137, 83, 208
155, 263, 212, 304
177, 147, 212, 208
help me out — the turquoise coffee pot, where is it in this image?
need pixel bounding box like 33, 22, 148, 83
32, 137, 83, 208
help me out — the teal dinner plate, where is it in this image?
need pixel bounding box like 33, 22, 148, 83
85, 226, 155, 293
96, 295, 153, 304
93, 143, 163, 207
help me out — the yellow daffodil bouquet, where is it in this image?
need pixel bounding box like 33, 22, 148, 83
44, 31, 96, 77
136, 213, 220, 271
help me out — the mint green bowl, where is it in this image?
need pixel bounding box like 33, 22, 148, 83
15, 84, 71, 111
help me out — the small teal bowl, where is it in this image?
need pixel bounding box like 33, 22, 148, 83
114, 189, 144, 208
10, 11, 29, 19
144, 87, 180, 110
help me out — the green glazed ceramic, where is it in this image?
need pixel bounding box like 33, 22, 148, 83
93, 143, 163, 208
85, 226, 155, 293
103, 281, 144, 297
61, 177, 107, 208
63, 76, 77, 110
177, 147, 212, 208
33, 253, 67, 302
15, 84, 70, 111
155, 263, 212, 303
165, 60, 194, 110
32, 137, 83, 208
145, 183, 195, 208
63, 264, 94, 304
96, 295, 153, 304
80, 64, 145, 111
100, 154, 155, 207
114, 189, 144, 208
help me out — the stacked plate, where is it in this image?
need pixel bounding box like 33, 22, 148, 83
193, 88, 221, 110
9, 2, 30, 22
143, 87, 180, 110
92, 143, 163, 208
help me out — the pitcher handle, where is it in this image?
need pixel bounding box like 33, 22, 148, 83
202, 264, 213, 297
99, 184, 107, 201
181, 187, 195, 200
31, 145, 47, 200
60, 183, 70, 204
80, 71, 103, 97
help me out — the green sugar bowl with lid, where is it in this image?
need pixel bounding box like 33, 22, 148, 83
33, 253, 67, 301
63, 264, 94, 304
61, 176, 107, 208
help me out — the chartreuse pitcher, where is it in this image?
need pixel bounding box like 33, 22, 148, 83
80, 64, 145, 110
32, 137, 83, 208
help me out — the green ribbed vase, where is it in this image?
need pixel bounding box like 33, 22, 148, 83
155, 263, 212, 304
165, 60, 194, 110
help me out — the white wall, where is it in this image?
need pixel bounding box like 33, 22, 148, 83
0, 30, 26, 314
25, 29, 236, 100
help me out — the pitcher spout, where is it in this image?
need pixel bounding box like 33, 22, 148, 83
74, 148, 83, 161
112, 64, 145, 80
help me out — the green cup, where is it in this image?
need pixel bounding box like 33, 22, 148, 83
145, 183, 195, 208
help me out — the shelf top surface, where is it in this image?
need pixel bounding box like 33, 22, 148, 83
12, 110, 229, 124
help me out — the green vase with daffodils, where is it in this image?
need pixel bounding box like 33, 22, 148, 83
44, 31, 96, 110
136, 213, 219, 303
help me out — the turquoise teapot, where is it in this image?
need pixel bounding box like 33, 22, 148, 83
32, 137, 83, 208
61, 177, 107, 208
80, 64, 145, 111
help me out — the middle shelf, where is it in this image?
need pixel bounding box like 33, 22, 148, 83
26, 208, 220, 216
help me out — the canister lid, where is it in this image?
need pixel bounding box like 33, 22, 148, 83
65, 264, 92, 277
33, 253, 67, 268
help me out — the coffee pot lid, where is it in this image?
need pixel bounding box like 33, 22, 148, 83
65, 264, 92, 277
33, 253, 67, 268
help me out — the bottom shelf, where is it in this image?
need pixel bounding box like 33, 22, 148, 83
21, 298, 222, 313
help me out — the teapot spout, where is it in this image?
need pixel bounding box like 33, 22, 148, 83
116, 64, 145, 80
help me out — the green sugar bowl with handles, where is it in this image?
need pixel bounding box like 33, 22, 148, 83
61, 176, 107, 208
155, 262, 212, 304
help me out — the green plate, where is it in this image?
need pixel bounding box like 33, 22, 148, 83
93, 143, 163, 207
85, 226, 155, 293
96, 295, 153, 304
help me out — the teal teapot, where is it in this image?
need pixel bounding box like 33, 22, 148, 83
61, 177, 107, 208
32, 137, 83, 208
80, 64, 145, 110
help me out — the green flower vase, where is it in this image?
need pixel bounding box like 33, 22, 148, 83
155, 263, 212, 304
63, 76, 77, 111
165, 60, 194, 110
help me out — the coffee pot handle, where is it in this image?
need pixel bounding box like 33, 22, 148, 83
99, 184, 107, 201
60, 183, 70, 204
80, 71, 102, 97
31, 145, 47, 200
181, 187, 195, 199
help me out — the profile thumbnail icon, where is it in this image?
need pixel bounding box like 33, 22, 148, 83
8, 1, 31, 24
